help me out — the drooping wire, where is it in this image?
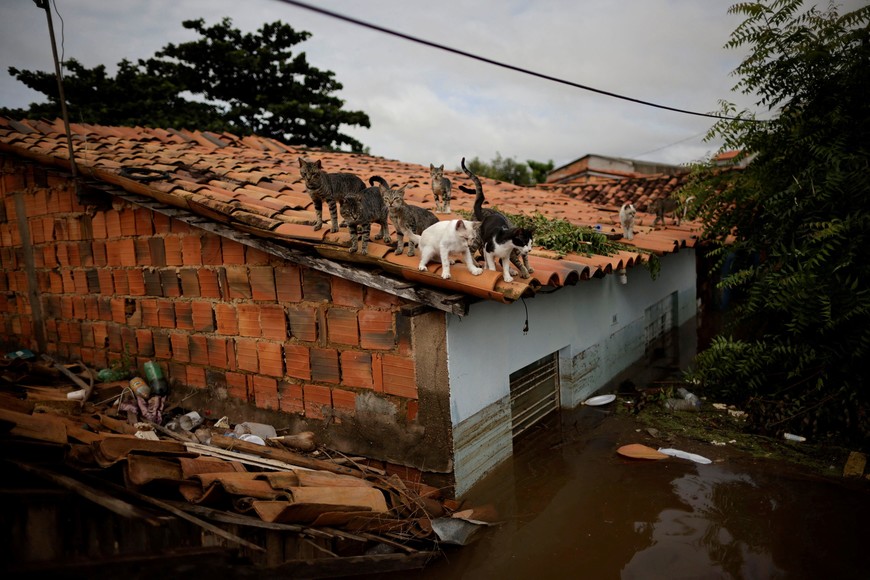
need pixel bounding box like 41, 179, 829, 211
521, 297, 529, 335
274, 0, 759, 123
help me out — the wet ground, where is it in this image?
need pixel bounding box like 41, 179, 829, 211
410, 409, 868, 580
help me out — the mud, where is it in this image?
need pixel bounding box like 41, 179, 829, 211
417, 409, 868, 579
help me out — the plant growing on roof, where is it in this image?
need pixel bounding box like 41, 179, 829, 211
684, 1, 870, 446
3, 17, 371, 152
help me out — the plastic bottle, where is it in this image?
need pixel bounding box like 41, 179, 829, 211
143, 361, 169, 396
677, 387, 702, 410
129, 376, 151, 399
783, 433, 806, 442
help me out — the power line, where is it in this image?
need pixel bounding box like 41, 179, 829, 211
275, 0, 759, 123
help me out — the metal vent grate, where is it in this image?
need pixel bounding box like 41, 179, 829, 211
509, 352, 559, 439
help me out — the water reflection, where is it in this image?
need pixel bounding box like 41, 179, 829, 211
623, 465, 784, 579
408, 412, 868, 580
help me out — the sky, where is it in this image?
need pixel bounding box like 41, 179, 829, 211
0, 0, 856, 171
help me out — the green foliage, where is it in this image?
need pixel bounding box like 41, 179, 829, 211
2, 18, 370, 152
687, 1, 870, 446
509, 212, 616, 256
461, 153, 553, 185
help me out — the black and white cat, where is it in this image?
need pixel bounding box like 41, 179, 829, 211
339, 176, 392, 255
409, 219, 483, 280
459, 157, 534, 283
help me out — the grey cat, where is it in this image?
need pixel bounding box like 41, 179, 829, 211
381, 182, 439, 257
429, 163, 452, 214
339, 176, 392, 255
298, 157, 366, 233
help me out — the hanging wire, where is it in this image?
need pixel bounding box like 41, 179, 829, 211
274, 0, 760, 123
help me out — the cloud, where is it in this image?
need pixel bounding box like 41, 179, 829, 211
5, 0, 843, 170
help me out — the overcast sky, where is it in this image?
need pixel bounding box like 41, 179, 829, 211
0, 1, 857, 170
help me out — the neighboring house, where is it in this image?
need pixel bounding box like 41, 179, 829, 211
545, 153, 685, 185
0, 118, 700, 496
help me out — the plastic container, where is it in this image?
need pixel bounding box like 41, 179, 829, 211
130, 376, 151, 399
783, 433, 806, 442
143, 361, 169, 396
234, 421, 277, 439
178, 411, 203, 431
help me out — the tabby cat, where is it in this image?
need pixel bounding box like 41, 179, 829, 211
298, 157, 366, 233
429, 164, 452, 214
381, 183, 439, 257
339, 176, 392, 255
459, 157, 534, 282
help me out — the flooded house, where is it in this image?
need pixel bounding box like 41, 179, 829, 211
0, 117, 700, 496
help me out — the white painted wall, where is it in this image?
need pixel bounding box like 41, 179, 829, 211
447, 249, 696, 495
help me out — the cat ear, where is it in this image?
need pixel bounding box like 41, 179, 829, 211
429, 164, 434, 170
454, 220, 466, 231
438, 165, 444, 171
398, 184, 410, 193
297, 157, 304, 167
315, 160, 323, 169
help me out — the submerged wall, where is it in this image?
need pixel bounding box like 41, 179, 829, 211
447, 250, 697, 495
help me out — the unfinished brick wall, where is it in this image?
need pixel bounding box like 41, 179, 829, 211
0, 159, 424, 430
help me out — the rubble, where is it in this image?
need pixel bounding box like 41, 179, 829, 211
0, 355, 494, 576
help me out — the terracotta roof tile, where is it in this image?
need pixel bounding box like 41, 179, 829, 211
0, 117, 702, 310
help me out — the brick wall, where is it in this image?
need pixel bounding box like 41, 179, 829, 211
0, 160, 423, 429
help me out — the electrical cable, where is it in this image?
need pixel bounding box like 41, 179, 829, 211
274, 0, 759, 123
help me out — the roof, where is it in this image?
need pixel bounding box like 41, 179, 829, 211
0, 117, 701, 314
539, 172, 694, 213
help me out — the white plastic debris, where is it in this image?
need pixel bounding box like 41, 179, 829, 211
657, 447, 712, 464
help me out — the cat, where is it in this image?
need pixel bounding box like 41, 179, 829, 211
409, 219, 483, 280
381, 181, 439, 257
651, 197, 681, 227
619, 202, 637, 240
429, 164, 452, 214
339, 176, 392, 255
298, 157, 366, 233
459, 157, 534, 282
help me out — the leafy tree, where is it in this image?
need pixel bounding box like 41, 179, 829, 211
685, 1, 870, 445
2, 18, 370, 151
461, 153, 553, 185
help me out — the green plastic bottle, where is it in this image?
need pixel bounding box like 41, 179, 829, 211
143, 361, 169, 396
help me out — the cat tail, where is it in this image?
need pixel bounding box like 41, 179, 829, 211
368, 176, 389, 188
406, 231, 422, 246
460, 157, 486, 221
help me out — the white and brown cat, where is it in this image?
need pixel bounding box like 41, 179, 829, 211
409, 219, 482, 280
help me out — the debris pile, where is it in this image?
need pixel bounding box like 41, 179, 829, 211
0, 353, 496, 575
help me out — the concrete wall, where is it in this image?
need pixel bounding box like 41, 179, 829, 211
447, 249, 696, 495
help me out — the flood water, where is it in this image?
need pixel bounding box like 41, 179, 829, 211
406, 319, 868, 580
412, 409, 868, 580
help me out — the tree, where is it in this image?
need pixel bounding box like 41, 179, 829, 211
2, 18, 370, 152
685, 1, 870, 445
461, 153, 553, 185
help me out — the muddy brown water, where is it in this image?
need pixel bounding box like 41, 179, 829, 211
407, 407, 868, 580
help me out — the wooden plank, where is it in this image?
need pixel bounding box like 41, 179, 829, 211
4, 459, 163, 523
112, 484, 266, 552
270, 552, 439, 577
0, 407, 67, 444
209, 434, 365, 478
